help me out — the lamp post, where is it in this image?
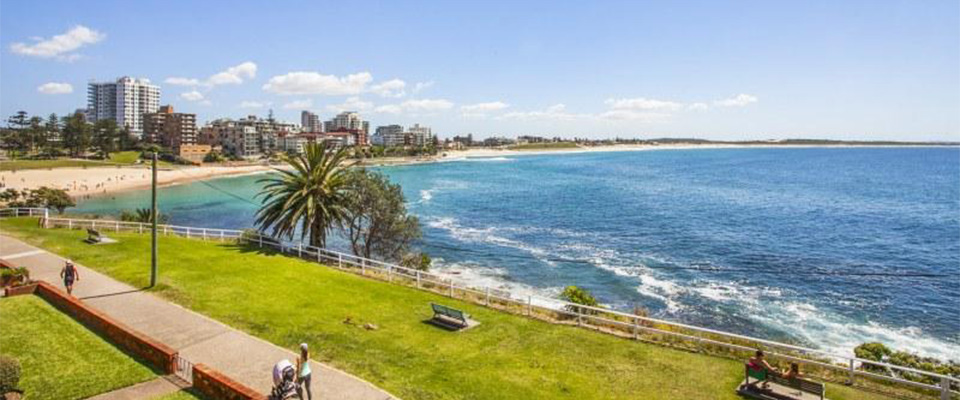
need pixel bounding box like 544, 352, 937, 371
150, 152, 158, 287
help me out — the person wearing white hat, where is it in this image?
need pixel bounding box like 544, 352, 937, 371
59, 259, 80, 295
296, 342, 313, 400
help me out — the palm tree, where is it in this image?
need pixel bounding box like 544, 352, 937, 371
255, 142, 353, 248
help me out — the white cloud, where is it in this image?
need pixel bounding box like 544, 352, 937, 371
263, 71, 373, 95
713, 94, 758, 107
604, 98, 684, 111
501, 104, 583, 121
283, 99, 314, 109
688, 102, 710, 111
10, 25, 105, 61
165, 77, 201, 86
369, 79, 406, 98
461, 101, 509, 113
37, 82, 73, 95
207, 61, 257, 85
239, 101, 270, 109
374, 104, 403, 114
325, 97, 374, 113
180, 91, 205, 102
412, 81, 434, 93
164, 62, 257, 89
400, 98, 454, 112
597, 110, 671, 122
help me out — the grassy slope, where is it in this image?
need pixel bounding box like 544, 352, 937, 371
0, 295, 157, 399
0, 159, 119, 171
0, 218, 890, 400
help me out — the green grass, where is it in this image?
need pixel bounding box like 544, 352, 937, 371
107, 151, 143, 164
155, 389, 206, 400
507, 142, 580, 150
0, 295, 157, 399
0, 218, 893, 400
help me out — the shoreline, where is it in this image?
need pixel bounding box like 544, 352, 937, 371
2, 143, 955, 198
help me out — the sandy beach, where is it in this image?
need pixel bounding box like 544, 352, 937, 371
0, 164, 271, 198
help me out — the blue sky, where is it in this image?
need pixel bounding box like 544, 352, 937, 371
1, 0, 958, 140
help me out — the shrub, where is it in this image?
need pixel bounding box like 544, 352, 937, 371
401, 252, 431, 272
561, 286, 600, 315
0, 355, 20, 393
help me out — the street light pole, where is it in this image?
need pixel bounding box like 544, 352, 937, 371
150, 151, 158, 287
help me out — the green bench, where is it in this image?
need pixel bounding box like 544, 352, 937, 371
430, 303, 470, 329
739, 363, 826, 400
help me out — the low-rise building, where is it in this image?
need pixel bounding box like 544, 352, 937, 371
199, 114, 298, 158
143, 105, 197, 152
178, 144, 212, 165
407, 123, 434, 147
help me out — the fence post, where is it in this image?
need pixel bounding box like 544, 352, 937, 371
92, 221, 96, 229
485, 287, 490, 306
338, 254, 343, 268
69, 220, 73, 229
362, 259, 366, 275
577, 307, 583, 326
186, 227, 191, 238
298, 243, 302, 258
317, 250, 321, 263
633, 317, 639, 340
387, 265, 393, 282
940, 376, 950, 400
416, 270, 421, 288
139, 224, 143, 234
164, 226, 168, 236
448, 280, 453, 297
847, 359, 855, 385
220, 231, 224, 241
258, 235, 263, 248
527, 296, 532, 316
115, 221, 120, 232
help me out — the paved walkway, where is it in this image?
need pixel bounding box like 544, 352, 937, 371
87, 376, 186, 400
0, 235, 396, 400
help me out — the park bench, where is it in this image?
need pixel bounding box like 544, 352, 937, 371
430, 303, 472, 330
738, 363, 827, 400
87, 228, 103, 243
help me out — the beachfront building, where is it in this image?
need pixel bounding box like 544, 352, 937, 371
483, 136, 515, 147
407, 123, 435, 147
199, 114, 299, 158
279, 134, 309, 154
301, 110, 322, 133
178, 144, 213, 165
87, 76, 161, 138
324, 112, 369, 146
142, 105, 198, 152
373, 125, 405, 147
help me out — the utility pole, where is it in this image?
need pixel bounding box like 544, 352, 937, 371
150, 152, 158, 287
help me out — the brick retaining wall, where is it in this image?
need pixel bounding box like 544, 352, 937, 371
193, 363, 267, 400
3, 283, 37, 297
34, 281, 177, 374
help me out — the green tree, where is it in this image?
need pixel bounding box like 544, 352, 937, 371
27, 116, 44, 154
43, 113, 61, 156
61, 112, 91, 157
560, 285, 600, 315
255, 142, 353, 248
3, 187, 75, 214
3, 111, 30, 157
93, 119, 119, 158
118, 125, 137, 151
341, 168, 421, 260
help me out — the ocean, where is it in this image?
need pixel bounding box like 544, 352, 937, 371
72, 147, 960, 360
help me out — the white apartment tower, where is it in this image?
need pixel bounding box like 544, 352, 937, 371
87, 77, 161, 138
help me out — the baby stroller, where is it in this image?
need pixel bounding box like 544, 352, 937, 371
270, 359, 300, 399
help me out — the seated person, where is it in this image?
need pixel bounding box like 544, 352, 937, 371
747, 350, 777, 389
781, 362, 803, 380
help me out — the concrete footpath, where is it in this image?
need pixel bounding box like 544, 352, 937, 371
0, 235, 397, 400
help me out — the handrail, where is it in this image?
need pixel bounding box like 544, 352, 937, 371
1, 207, 955, 396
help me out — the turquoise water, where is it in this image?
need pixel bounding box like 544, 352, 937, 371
74, 147, 960, 360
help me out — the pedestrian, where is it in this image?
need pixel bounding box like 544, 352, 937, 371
60, 260, 80, 295
296, 343, 313, 400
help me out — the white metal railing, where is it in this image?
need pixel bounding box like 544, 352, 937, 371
1, 208, 956, 398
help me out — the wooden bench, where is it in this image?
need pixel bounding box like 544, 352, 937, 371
85, 228, 117, 244
738, 363, 827, 400
430, 303, 470, 329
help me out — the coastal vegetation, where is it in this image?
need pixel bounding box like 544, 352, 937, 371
507, 141, 580, 150
119, 207, 170, 224
341, 168, 421, 261
0, 217, 897, 400
854, 342, 960, 385
255, 142, 352, 248
0, 295, 157, 399
0, 187, 74, 213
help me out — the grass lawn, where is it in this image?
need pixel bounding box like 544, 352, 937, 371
0, 217, 894, 399
507, 142, 580, 150
0, 295, 157, 399
107, 150, 143, 164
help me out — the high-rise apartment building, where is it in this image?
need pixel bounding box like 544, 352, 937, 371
407, 123, 435, 147
301, 110, 322, 133
87, 77, 161, 138
373, 125, 405, 147
324, 111, 369, 145
142, 105, 198, 151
